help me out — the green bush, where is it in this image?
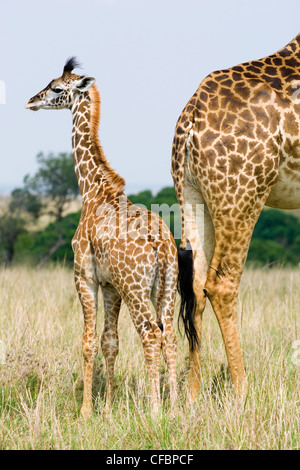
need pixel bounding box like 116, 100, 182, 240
15, 212, 80, 265
248, 208, 300, 266
11, 189, 300, 267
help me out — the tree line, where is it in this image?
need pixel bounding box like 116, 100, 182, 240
1, 152, 300, 267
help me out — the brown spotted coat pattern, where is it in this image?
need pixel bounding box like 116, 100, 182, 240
171, 33, 300, 400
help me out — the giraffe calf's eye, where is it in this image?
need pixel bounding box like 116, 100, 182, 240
53, 87, 63, 93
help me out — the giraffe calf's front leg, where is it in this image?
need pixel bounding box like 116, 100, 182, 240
75, 274, 99, 419
101, 333, 118, 405
81, 332, 99, 418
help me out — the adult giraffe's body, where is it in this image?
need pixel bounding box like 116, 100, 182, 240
26, 58, 178, 417
172, 33, 300, 399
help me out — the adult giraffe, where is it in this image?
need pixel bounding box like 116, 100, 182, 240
172, 33, 300, 400
26, 58, 178, 417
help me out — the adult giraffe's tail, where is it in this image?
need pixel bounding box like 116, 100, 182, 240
171, 114, 199, 350
177, 241, 198, 350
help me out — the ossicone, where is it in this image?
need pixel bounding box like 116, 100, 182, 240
63, 56, 81, 76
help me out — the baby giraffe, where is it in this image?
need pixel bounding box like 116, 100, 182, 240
26, 58, 178, 418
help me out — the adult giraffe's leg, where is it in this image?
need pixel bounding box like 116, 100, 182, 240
100, 284, 122, 405
203, 223, 257, 396
75, 273, 99, 418
200, 138, 279, 395
184, 183, 215, 400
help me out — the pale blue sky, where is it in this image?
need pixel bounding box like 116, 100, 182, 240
0, 0, 300, 194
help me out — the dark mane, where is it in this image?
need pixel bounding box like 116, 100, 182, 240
63, 57, 81, 74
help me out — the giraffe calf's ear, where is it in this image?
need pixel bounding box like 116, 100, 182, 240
73, 77, 96, 92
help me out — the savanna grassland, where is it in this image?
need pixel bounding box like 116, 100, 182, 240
0, 265, 299, 450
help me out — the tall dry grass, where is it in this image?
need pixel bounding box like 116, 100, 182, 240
0, 265, 299, 449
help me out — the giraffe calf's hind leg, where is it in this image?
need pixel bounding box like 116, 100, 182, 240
161, 323, 177, 407
132, 312, 162, 414
142, 324, 162, 414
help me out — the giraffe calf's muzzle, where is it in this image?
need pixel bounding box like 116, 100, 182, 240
25, 97, 42, 111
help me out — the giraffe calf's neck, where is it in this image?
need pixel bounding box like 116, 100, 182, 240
71, 84, 125, 202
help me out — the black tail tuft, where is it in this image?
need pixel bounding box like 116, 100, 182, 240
177, 240, 199, 351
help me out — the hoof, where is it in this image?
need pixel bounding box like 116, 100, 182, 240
80, 404, 93, 419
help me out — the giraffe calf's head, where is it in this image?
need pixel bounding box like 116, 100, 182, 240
25, 57, 95, 111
